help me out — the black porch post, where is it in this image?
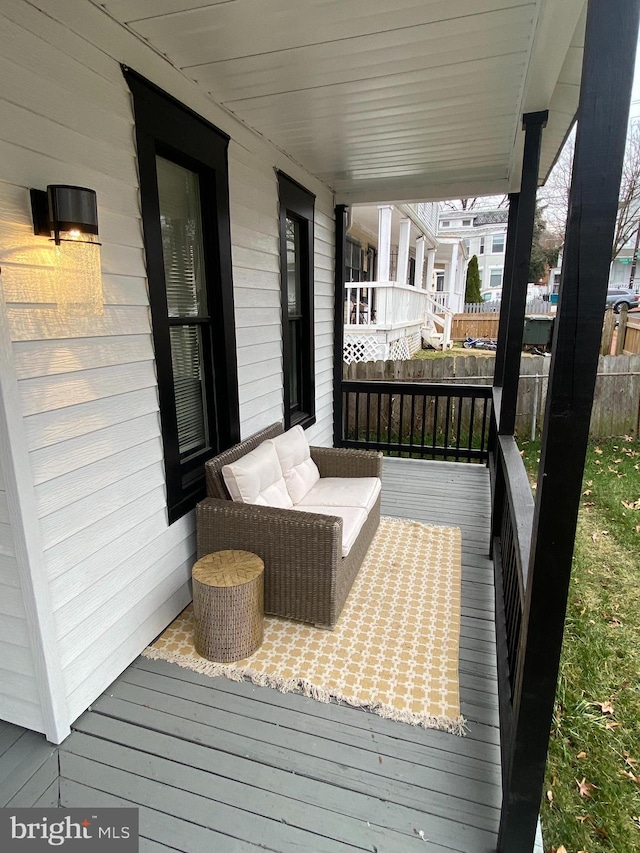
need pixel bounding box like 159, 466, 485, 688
498, 0, 640, 849
333, 204, 347, 447
498, 112, 548, 436
493, 193, 520, 388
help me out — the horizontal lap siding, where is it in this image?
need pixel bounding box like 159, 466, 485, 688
229, 147, 335, 443
0, 0, 335, 735
0, 458, 42, 731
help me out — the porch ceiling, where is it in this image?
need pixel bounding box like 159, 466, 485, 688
96, 0, 586, 204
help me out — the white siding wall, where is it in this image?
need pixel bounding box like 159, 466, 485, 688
0, 456, 43, 731
0, 0, 334, 738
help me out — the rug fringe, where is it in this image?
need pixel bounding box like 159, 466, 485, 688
142, 647, 467, 735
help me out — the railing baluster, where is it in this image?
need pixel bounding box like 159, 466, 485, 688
354, 391, 360, 442
366, 392, 371, 444
409, 393, 416, 457
387, 393, 393, 455
431, 396, 439, 460
377, 391, 382, 446
444, 396, 451, 459
420, 394, 427, 459
398, 394, 405, 457
469, 396, 476, 454
455, 396, 463, 462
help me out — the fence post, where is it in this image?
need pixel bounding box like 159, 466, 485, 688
615, 304, 629, 355
601, 306, 616, 355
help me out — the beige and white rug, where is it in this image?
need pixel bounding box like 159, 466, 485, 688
144, 516, 465, 734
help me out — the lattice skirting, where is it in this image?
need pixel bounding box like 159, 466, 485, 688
343, 335, 380, 364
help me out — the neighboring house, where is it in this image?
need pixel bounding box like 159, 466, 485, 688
439, 208, 509, 298
344, 203, 465, 361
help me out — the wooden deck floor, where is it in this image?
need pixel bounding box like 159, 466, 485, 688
58, 457, 501, 852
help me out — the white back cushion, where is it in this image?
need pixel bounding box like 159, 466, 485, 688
222, 441, 293, 508
268, 425, 320, 504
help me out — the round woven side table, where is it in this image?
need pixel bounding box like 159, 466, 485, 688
192, 550, 264, 663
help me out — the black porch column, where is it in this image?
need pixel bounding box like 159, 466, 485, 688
333, 205, 348, 447
498, 0, 640, 850
493, 193, 520, 388
498, 111, 547, 436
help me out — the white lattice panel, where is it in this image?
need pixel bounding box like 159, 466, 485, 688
343, 335, 379, 364
387, 338, 411, 360
407, 332, 422, 357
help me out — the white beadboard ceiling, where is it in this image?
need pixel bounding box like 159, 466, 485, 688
97, 0, 587, 203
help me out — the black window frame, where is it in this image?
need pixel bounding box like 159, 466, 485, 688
124, 67, 240, 523
277, 172, 315, 431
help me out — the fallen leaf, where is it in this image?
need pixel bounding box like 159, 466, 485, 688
547, 789, 554, 802
595, 447, 603, 454
593, 700, 615, 715
583, 489, 592, 496
577, 777, 597, 798
605, 720, 621, 730
586, 479, 593, 487
624, 753, 637, 768
582, 501, 595, 507
591, 532, 599, 542
609, 618, 623, 628
576, 814, 591, 823
622, 499, 640, 510
577, 751, 587, 760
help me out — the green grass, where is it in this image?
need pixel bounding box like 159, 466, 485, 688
413, 344, 497, 360
519, 436, 640, 853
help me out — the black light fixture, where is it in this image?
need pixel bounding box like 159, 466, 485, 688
30, 184, 103, 316
30, 185, 99, 245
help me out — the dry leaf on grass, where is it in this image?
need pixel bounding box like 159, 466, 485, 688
595, 447, 603, 454
577, 751, 587, 760
577, 777, 597, 798
605, 720, 621, 730
622, 499, 640, 510
592, 700, 615, 715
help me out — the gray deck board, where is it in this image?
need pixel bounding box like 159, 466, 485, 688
0, 728, 58, 807
60, 457, 501, 852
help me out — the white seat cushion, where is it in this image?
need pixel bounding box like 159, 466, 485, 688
297, 477, 381, 514
290, 504, 367, 558
268, 424, 320, 504
222, 441, 293, 508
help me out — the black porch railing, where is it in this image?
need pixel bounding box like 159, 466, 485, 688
341, 380, 492, 461
490, 415, 535, 760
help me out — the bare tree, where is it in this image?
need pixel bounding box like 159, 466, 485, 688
538, 120, 640, 261
613, 120, 640, 259
441, 194, 508, 211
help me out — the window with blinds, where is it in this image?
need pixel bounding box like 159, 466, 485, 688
157, 156, 209, 459
126, 68, 239, 523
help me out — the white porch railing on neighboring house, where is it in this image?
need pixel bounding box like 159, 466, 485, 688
345, 281, 434, 327
344, 282, 453, 358
464, 298, 555, 314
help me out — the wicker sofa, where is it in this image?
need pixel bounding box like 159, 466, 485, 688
197, 423, 382, 628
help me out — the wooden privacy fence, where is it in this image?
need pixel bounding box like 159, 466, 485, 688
622, 314, 640, 354
344, 353, 640, 438
452, 314, 500, 341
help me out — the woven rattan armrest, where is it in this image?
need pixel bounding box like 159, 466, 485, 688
197, 497, 343, 626
310, 446, 383, 479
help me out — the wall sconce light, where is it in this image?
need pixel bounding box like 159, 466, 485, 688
30, 185, 103, 316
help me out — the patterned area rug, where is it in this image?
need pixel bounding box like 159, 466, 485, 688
144, 516, 464, 734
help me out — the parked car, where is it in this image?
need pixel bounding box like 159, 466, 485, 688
606, 288, 640, 312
